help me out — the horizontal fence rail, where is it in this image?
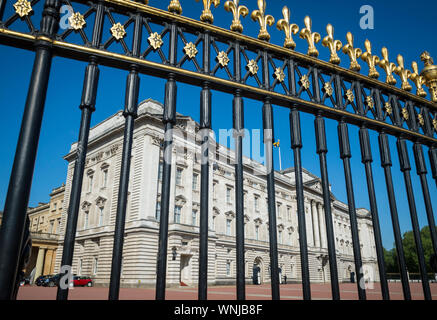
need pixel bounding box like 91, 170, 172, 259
0, 0, 436, 301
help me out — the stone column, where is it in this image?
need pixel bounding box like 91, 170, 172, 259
304, 197, 314, 247
318, 203, 328, 249
34, 247, 46, 280
311, 200, 320, 248
43, 249, 54, 275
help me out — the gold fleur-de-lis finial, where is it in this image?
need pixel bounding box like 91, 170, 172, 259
360, 40, 380, 79
299, 16, 321, 57
195, 0, 220, 24
168, 0, 182, 15
276, 6, 299, 50
378, 47, 397, 85
224, 0, 249, 33
251, 0, 275, 41
342, 32, 362, 72
394, 54, 412, 92
411, 61, 427, 98
322, 24, 342, 65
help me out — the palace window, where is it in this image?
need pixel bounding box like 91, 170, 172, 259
102, 167, 108, 188
192, 210, 197, 226
83, 211, 89, 229
255, 225, 259, 241
98, 207, 104, 226
287, 207, 292, 221
254, 195, 259, 211
226, 219, 232, 236
176, 168, 183, 186
87, 173, 94, 193
278, 230, 283, 244
93, 258, 98, 275
174, 206, 182, 224
226, 187, 232, 204
192, 173, 198, 191
158, 162, 163, 181
155, 202, 161, 221
226, 261, 231, 276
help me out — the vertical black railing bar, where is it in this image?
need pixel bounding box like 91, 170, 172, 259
0, 0, 6, 23
155, 20, 178, 301
233, 40, 246, 300
429, 147, 437, 189
57, 0, 105, 301
108, 9, 142, 301
0, 0, 61, 300
378, 132, 411, 300
290, 107, 311, 300
262, 49, 280, 301
312, 67, 339, 300
314, 112, 340, 300
396, 138, 431, 300
413, 143, 437, 259
358, 125, 390, 300
198, 30, 211, 301
337, 119, 366, 300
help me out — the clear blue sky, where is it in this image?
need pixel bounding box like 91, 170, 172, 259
0, 0, 436, 250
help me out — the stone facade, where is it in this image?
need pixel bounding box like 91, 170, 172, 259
54, 99, 378, 287
26, 185, 65, 281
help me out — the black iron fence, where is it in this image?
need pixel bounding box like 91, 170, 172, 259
0, 0, 436, 301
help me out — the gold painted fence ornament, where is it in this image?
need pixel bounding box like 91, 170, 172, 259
217, 51, 230, 67
13, 0, 32, 17
168, 0, 182, 15
148, 32, 163, 50
69, 12, 86, 30
195, 0, 220, 24
361, 40, 380, 79
276, 6, 299, 50
322, 24, 342, 65
394, 54, 412, 92
111, 23, 126, 40
323, 82, 333, 96
378, 47, 397, 85
251, 0, 275, 42
299, 75, 310, 90
411, 61, 427, 98
299, 16, 321, 57
274, 68, 285, 83
342, 32, 362, 72
224, 0, 249, 33
420, 51, 437, 103
184, 42, 198, 59
247, 60, 259, 75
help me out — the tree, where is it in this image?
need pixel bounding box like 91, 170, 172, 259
384, 226, 436, 274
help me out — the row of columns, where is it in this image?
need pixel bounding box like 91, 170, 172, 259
307, 199, 327, 249
33, 246, 57, 282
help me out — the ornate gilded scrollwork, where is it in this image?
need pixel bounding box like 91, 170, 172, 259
224, 0, 249, 33
322, 24, 342, 65
251, 0, 275, 41
360, 40, 380, 79
195, 0, 220, 24
378, 47, 397, 85
299, 16, 321, 57
342, 32, 362, 72
276, 6, 299, 50
420, 51, 437, 102
394, 54, 412, 92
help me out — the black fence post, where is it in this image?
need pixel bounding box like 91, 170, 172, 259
108, 10, 142, 300
156, 20, 178, 301
57, 0, 105, 300
0, 0, 61, 300
397, 138, 431, 300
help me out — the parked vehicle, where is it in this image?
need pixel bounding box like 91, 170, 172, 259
35, 275, 51, 286
42, 274, 62, 287
72, 276, 93, 287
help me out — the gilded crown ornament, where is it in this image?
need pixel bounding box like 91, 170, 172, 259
360, 40, 380, 79
299, 16, 321, 57
13, 0, 32, 17
322, 24, 342, 65
168, 0, 182, 15
276, 6, 299, 50
110, 23, 126, 40
224, 0, 249, 33
394, 54, 412, 92
378, 47, 397, 85
69, 12, 86, 31
195, 0, 220, 24
411, 61, 427, 98
420, 51, 437, 102
342, 32, 362, 72
251, 0, 275, 41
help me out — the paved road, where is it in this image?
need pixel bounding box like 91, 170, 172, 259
17, 282, 437, 300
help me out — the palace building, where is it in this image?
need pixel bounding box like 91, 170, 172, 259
52, 99, 378, 287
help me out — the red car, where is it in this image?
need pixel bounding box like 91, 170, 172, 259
72, 276, 93, 287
